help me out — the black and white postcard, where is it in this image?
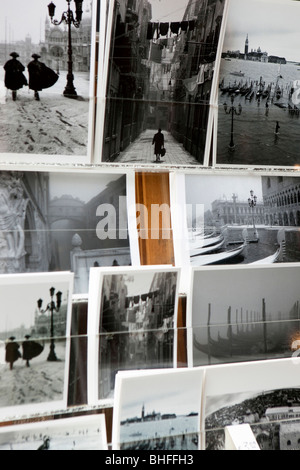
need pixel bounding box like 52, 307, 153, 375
0, 271, 73, 421
95, 0, 227, 166
0, 414, 107, 450
187, 263, 300, 367
204, 358, 300, 450
172, 172, 300, 283
0, 169, 134, 294
215, 0, 300, 168
112, 367, 204, 450
88, 266, 180, 404
0, 0, 100, 164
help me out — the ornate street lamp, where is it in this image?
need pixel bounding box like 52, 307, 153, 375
37, 287, 63, 362
48, 1, 84, 98
223, 94, 242, 151
248, 190, 259, 240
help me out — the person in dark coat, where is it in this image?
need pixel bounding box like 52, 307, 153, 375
3, 52, 27, 101
22, 335, 44, 367
152, 129, 165, 162
5, 337, 21, 370
37, 436, 51, 450
27, 54, 59, 101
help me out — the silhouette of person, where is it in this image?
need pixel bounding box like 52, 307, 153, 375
5, 337, 21, 370
22, 335, 44, 367
37, 436, 50, 450
3, 52, 27, 101
27, 54, 58, 101
152, 129, 165, 162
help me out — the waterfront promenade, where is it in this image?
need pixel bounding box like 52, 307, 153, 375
113, 129, 203, 166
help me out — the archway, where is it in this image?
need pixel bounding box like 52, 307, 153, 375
283, 212, 289, 226
50, 218, 86, 271
289, 211, 296, 226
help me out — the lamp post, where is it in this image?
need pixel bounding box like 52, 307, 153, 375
48, 1, 84, 98
248, 190, 259, 240
37, 287, 63, 362
223, 94, 242, 151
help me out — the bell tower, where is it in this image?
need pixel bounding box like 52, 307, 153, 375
245, 34, 249, 56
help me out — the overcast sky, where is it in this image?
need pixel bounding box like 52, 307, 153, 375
149, 0, 189, 22
192, 265, 300, 326
0, 0, 188, 45
119, 369, 203, 420
185, 174, 263, 213
122, 272, 156, 297
223, 0, 300, 62
49, 172, 124, 202
0, 278, 70, 334
0, 0, 93, 45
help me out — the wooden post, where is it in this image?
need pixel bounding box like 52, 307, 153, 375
262, 298, 267, 354
135, 172, 175, 266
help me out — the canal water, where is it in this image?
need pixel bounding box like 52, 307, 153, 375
224, 226, 300, 264
191, 225, 300, 367
190, 226, 300, 265
216, 58, 300, 166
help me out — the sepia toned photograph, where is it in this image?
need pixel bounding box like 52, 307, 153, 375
0, 0, 99, 164
0, 271, 73, 420
204, 358, 300, 450
112, 368, 204, 450
0, 170, 132, 294
216, 0, 300, 167
0, 414, 108, 450
182, 172, 300, 268
188, 263, 300, 367
97, 0, 226, 166
88, 266, 180, 403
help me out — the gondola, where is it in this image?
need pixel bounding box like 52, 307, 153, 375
190, 242, 246, 266
190, 238, 226, 257
189, 233, 224, 249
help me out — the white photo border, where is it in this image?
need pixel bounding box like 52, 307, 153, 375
0, 271, 74, 422
87, 265, 181, 407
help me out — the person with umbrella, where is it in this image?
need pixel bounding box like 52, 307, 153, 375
27, 54, 59, 101
3, 52, 28, 101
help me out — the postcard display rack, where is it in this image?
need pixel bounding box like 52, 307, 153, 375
2, 0, 300, 452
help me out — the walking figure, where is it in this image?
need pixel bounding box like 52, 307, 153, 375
27, 54, 59, 101
275, 121, 280, 135
22, 335, 44, 368
5, 337, 21, 370
37, 436, 51, 451
152, 129, 165, 162
3, 52, 27, 101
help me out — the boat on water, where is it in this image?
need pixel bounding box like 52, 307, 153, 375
189, 227, 286, 267
230, 71, 245, 77
192, 293, 294, 360
189, 233, 225, 250
190, 241, 246, 266
192, 324, 289, 360
250, 228, 286, 265
190, 238, 226, 257
190, 229, 217, 239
